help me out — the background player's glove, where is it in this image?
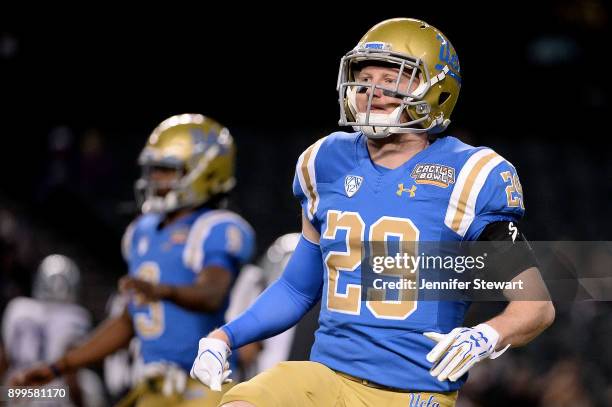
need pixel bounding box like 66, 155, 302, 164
190, 337, 232, 391
119, 276, 164, 304
424, 323, 510, 382
141, 362, 187, 397
9, 363, 57, 386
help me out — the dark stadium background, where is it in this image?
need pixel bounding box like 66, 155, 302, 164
1, 1, 611, 406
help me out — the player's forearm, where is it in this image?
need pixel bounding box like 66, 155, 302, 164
208, 328, 232, 346
220, 235, 323, 349
155, 264, 232, 312
486, 300, 555, 349
56, 311, 134, 374
222, 278, 317, 348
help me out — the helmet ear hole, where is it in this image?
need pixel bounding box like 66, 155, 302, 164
438, 92, 451, 105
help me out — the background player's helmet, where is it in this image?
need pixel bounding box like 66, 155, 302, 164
33, 254, 81, 303
259, 233, 301, 285
135, 113, 236, 213
337, 18, 461, 138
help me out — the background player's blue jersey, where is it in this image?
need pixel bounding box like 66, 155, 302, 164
293, 132, 524, 392
122, 207, 255, 372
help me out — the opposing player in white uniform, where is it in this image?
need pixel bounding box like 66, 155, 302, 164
2, 254, 106, 406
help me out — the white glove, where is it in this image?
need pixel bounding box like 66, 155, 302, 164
190, 337, 232, 391
424, 323, 510, 382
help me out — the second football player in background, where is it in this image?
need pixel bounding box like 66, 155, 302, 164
12, 114, 255, 407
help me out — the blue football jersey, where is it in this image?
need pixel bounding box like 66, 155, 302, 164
293, 132, 524, 391
122, 208, 255, 371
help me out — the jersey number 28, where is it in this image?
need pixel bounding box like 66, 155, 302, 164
323, 210, 419, 320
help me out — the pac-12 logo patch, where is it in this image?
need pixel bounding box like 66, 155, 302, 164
411, 164, 456, 188
344, 175, 363, 197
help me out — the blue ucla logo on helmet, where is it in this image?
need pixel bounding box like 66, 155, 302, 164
435, 34, 461, 83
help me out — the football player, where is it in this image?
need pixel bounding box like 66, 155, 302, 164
1, 254, 105, 406
191, 19, 555, 407
12, 114, 255, 407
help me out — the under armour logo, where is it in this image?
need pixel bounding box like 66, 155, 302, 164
396, 183, 417, 198
470, 332, 488, 347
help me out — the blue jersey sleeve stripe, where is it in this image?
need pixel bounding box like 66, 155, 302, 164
182, 210, 253, 273
295, 137, 326, 221
445, 149, 505, 237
